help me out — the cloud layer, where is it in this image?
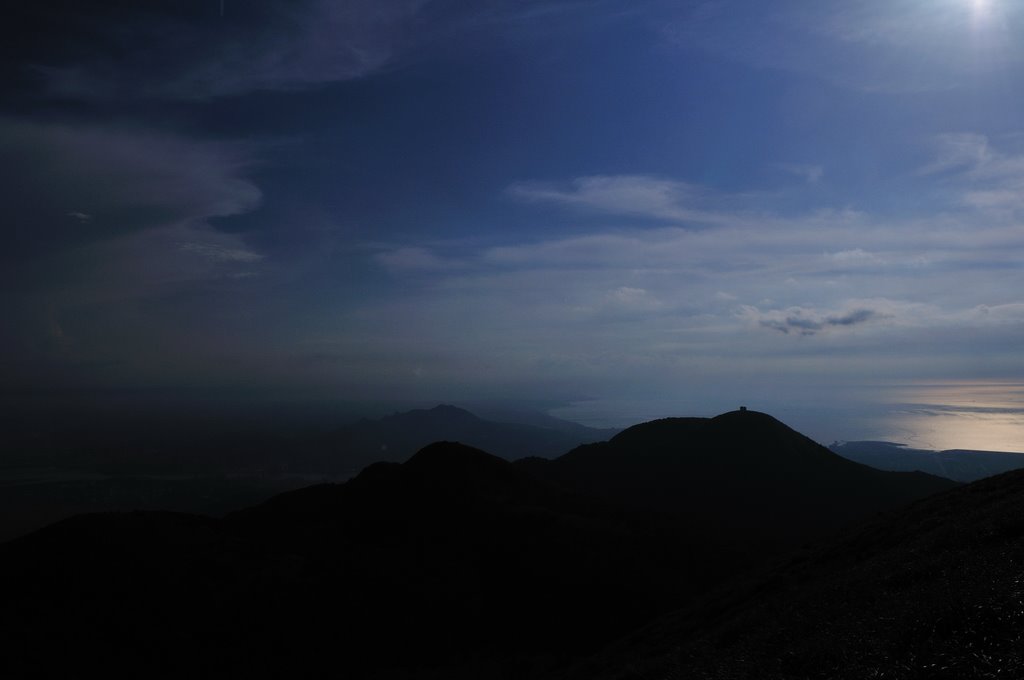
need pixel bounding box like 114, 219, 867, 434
364, 148, 1024, 394
3, 1, 1024, 419
0, 118, 261, 260
7, 1, 429, 100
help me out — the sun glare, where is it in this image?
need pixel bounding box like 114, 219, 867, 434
876, 382, 1024, 452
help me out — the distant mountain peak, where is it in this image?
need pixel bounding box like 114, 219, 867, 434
381, 403, 482, 425
430, 404, 473, 414
320, 404, 611, 470
710, 408, 781, 424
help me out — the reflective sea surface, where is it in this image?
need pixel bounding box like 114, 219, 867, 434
551, 382, 1024, 453
868, 382, 1024, 453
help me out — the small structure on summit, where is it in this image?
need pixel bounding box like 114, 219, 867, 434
739, 406, 747, 411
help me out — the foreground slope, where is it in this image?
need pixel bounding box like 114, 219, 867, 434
520, 410, 957, 550
0, 411, 963, 678
0, 442, 725, 678
573, 467, 1024, 679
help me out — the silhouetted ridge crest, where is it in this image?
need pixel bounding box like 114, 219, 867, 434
404, 441, 523, 492
528, 409, 957, 550
405, 440, 504, 471
402, 441, 567, 503
303, 403, 613, 472
0, 437, 714, 677
349, 460, 401, 484
703, 408, 845, 466
601, 410, 837, 472
608, 417, 707, 447
241, 441, 560, 524
0, 408, 963, 679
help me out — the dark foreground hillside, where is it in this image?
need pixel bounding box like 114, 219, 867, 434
0, 411, 963, 678
0, 442, 732, 679
573, 467, 1024, 680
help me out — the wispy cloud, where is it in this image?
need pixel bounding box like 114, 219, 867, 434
508, 175, 734, 225
11, 1, 430, 102
920, 133, 1024, 215
375, 247, 466, 273
180, 242, 264, 263
382, 157, 1024, 293
776, 163, 824, 184
16, 0, 621, 102
360, 158, 1024, 392
0, 115, 268, 382
741, 304, 884, 336
918, 133, 993, 176
161, 0, 430, 99
0, 117, 261, 259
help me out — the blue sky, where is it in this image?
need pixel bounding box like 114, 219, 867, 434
3, 0, 1024, 429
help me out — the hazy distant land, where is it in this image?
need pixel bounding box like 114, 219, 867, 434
831, 440, 1024, 482
0, 404, 615, 542
5, 399, 1024, 544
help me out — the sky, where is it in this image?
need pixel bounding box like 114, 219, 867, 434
3, 1, 1024, 440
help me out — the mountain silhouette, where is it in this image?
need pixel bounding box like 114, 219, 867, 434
293, 404, 617, 473
572, 465, 1024, 679
0, 410, 963, 678
2, 402, 614, 476
0, 441, 722, 678
519, 409, 957, 550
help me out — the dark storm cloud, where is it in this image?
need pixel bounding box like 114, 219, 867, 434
4, 1, 429, 101
0, 117, 261, 260
758, 308, 879, 336
5, 1, 625, 102
828, 309, 876, 327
